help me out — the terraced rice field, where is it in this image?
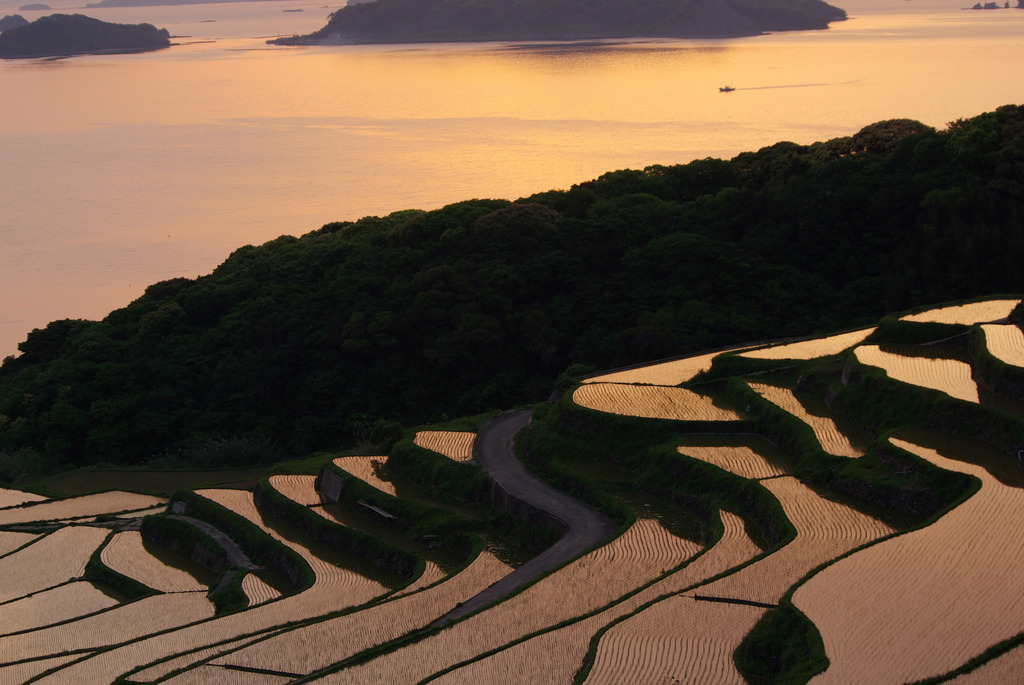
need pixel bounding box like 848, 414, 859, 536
241, 573, 281, 607
793, 438, 1024, 684
127, 635, 265, 683
205, 551, 511, 677
331, 456, 397, 496
950, 644, 1024, 683
981, 323, 1024, 367
576, 477, 891, 683
0, 526, 108, 603
0, 655, 80, 684
101, 531, 207, 593
740, 328, 875, 360
747, 383, 863, 458
393, 560, 447, 597
0, 592, 215, 663
0, 491, 166, 525
581, 350, 725, 386
314, 519, 702, 683
413, 431, 476, 461
0, 487, 47, 508
703, 477, 892, 605
163, 665, 292, 684
0, 529, 38, 556
854, 345, 980, 403
31, 490, 393, 684
899, 299, 1020, 325
0, 581, 118, 635
573, 383, 742, 421
430, 512, 761, 685
585, 598, 766, 685
267, 473, 446, 598
267, 474, 322, 508
196, 488, 386, 600
676, 443, 786, 480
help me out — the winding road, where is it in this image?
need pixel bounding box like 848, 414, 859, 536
431, 409, 617, 627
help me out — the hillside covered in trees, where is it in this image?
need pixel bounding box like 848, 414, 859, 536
271, 0, 846, 45
2, 105, 1024, 477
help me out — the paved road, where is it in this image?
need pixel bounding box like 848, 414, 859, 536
431, 409, 617, 627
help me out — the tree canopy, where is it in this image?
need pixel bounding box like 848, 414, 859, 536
2, 106, 1024, 475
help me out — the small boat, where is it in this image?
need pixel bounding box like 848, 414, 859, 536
719, 86, 735, 92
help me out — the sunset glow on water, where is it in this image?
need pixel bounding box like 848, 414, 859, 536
1, 0, 1023, 355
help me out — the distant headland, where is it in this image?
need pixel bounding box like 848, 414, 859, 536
0, 13, 170, 58
270, 0, 847, 45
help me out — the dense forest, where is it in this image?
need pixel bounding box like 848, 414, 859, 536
0, 13, 170, 58
2, 105, 1024, 478
272, 0, 846, 45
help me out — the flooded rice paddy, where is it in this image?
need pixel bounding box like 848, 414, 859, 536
393, 560, 448, 597
0, 526, 108, 602
0, 491, 165, 525
196, 488, 387, 598
573, 383, 743, 421
0, 529, 38, 556
315, 519, 701, 683
0, 655, 79, 684
207, 551, 511, 677
740, 328, 875, 361
240, 572, 281, 607
793, 437, 1024, 683
585, 598, 765, 685
267, 474, 322, 509
981, 323, 1024, 368
0, 591, 215, 663
702, 477, 892, 605
0, 581, 118, 635
331, 456, 397, 496
676, 443, 786, 480
581, 350, 727, 386
899, 299, 1020, 325
433, 511, 760, 684
747, 383, 863, 458
101, 531, 207, 593
413, 431, 477, 461
949, 644, 1024, 683
854, 345, 980, 403
0, 488, 47, 508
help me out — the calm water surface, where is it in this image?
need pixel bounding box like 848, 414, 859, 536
1, 0, 1022, 356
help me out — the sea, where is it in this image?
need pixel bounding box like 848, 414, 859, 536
1, 0, 1022, 357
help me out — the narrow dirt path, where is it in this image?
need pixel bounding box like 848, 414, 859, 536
431, 409, 617, 627
170, 514, 260, 571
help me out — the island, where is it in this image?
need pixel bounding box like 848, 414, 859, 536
17, 3, 51, 9
271, 0, 847, 45
0, 13, 170, 58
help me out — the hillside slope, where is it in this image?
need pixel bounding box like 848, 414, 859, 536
1, 106, 1024, 473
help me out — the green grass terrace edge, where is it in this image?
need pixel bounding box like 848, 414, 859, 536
969, 324, 1024, 402
256, 476, 423, 584
172, 489, 314, 595
539, 395, 790, 548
